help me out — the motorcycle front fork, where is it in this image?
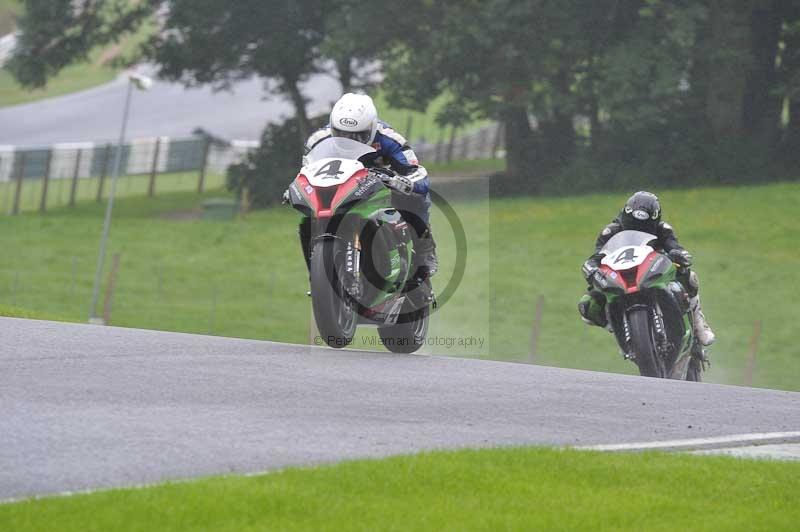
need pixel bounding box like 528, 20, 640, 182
344, 233, 362, 299
618, 305, 669, 361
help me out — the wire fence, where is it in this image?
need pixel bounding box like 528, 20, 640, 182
0, 136, 258, 215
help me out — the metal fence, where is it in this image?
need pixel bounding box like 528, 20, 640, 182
0, 123, 504, 215
0, 136, 258, 215
415, 123, 505, 164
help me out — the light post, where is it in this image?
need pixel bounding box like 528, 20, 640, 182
89, 72, 153, 324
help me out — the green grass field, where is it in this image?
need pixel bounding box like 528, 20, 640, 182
1, 181, 798, 390
1, 447, 798, 531
373, 91, 490, 146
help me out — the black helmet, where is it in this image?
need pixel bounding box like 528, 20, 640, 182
620, 191, 661, 230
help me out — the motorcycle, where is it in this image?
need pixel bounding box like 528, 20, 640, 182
285, 137, 431, 353
589, 230, 706, 380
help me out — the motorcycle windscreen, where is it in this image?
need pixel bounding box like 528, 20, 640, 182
306, 137, 376, 164
599, 230, 658, 256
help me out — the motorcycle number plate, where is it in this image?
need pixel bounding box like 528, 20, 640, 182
601, 245, 652, 269
304, 158, 364, 187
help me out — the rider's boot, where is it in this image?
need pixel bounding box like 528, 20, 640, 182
412, 228, 438, 280
299, 218, 312, 295
578, 293, 609, 330
690, 295, 715, 346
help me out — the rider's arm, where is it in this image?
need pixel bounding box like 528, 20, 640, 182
583, 220, 621, 283
657, 221, 684, 253
304, 127, 331, 155
378, 130, 429, 195
659, 221, 693, 266
593, 221, 622, 254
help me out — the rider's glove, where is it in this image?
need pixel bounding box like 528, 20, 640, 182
386, 175, 414, 195
582, 258, 600, 283
281, 189, 290, 205
668, 249, 692, 268
371, 168, 414, 195
369, 167, 395, 180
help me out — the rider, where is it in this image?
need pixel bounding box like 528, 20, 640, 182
300, 92, 437, 280
578, 191, 715, 346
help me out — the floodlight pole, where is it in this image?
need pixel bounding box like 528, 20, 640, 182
88, 78, 136, 324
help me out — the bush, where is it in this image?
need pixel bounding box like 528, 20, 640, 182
226, 116, 326, 210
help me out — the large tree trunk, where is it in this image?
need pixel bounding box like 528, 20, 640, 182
787, 98, 800, 153
704, 1, 754, 141
335, 55, 353, 94
500, 104, 534, 180
743, 1, 783, 150
779, 4, 800, 155
285, 77, 311, 141
540, 68, 576, 170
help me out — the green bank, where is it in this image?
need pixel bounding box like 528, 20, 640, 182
0, 181, 797, 391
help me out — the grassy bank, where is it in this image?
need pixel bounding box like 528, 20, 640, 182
1, 181, 798, 390
1, 446, 798, 531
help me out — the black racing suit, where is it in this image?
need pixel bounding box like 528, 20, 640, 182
579, 216, 698, 327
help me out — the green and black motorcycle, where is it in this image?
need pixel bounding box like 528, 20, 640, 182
589, 230, 707, 380
286, 137, 431, 353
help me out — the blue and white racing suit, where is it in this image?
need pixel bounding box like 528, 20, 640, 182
304, 121, 432, 226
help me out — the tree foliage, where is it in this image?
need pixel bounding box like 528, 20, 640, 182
8, 0, 153, 88
380, 0, 800, 189
8, 0, 800, 193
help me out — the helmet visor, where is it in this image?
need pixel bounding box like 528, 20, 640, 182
331, 127, 371, 144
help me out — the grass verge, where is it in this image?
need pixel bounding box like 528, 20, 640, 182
1, 447, 798, 531
0, 303, 64, 321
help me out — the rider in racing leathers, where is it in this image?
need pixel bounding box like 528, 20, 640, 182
300, 92, 437, 281
577, 191, 715, 346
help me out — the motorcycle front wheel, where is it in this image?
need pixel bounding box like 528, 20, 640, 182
378, 303, 429, 354
310, 239, 357, 348
628, 308, 665, 378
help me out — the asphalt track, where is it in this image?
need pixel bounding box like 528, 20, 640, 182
2, 317, 799, 500
0, 69, 340, 147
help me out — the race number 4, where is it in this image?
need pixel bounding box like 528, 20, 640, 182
315, 160, 344, 179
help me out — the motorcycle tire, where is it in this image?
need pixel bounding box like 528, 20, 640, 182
378, 304, 429, 354
628, 308, 664, 378
310, 239, 357, 349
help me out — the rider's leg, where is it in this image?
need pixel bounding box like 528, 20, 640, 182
679, 269, 715, 346
392, 191, 437, 279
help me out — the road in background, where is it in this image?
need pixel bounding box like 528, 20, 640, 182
1, 317, 799, 500
0, 68, 341, 147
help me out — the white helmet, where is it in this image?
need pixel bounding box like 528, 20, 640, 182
329, 93, 378, 145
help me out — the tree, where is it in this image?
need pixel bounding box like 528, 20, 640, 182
380, 0, 628, 186
8, 0, 154, 88
145, 0, 325, 140
9, 0, 380, 143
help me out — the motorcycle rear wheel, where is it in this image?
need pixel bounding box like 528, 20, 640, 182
628, 308, 665, 378
310, 239, 357, 348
